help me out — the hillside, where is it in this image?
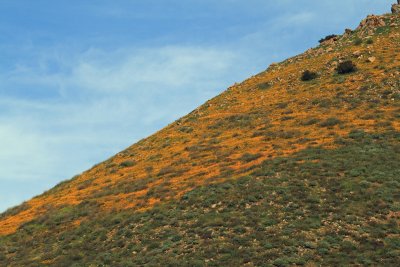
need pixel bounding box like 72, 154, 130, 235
1, 10, 399, 267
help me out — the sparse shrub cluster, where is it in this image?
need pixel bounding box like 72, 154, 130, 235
319, 117, 342, 127
337, 60, 357, 74
257, 82, 272, 90
301, 70, 318, 81
209, 114, 253, 130
366, 38, 374, 44
301, 118, 320, 126
353, 37, 363, 45
119, 160, 135, 168
179, 126, 193, 133
157, 166, 176, 176
240, 153, 262, 163
300, 60, 357, 82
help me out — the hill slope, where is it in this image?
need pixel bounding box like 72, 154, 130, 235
1, 11, 399, 267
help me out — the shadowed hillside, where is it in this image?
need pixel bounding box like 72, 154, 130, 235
0, 9, 399, 267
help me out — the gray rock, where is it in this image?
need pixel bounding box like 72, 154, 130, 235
356, 15, 386, 36
392, 4, 400, 14
357, 15, 386, 29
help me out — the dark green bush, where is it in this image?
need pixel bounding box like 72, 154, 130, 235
179, 126, 193, 133
301, 118, 320, 126
301, 70, 318, 81
319, 117, 342, 127
157, 166, 175, 176
353, 37, 362, 45
257, 82, 272, 90
119, 160, 135, 168
240, 153, 262, 163
366, 38, 374, 44
337, 60, 357, 74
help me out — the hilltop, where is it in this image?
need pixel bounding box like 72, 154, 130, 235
0, 8, 399, 267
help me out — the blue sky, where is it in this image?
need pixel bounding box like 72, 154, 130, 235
0, 0, 393, 212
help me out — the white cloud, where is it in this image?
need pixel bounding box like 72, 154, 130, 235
0, 44, 255, 212
68, 46, 238, 93
0, 123, 53, 181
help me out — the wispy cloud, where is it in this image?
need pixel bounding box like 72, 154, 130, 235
0, 44, 254, 211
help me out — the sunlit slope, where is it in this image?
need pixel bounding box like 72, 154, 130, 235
0, 12, 399, 266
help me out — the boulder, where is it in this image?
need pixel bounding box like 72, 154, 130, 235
358, 15, 386, 29
343, 28, 353, 38
357, 15, 386, 36
353, 50, 362, 57
392, 4, 400, 14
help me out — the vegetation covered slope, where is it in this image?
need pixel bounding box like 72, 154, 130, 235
0, 12, 399, 266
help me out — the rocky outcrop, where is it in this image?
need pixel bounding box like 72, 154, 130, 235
392, 4, 400, 14
318, 34, 338, 45
343, 28, 353, 37
357, 15, 386, 36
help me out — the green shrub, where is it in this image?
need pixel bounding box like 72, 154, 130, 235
257, 82, 272, 90
0, 202, 30, 219
353, 37, 362, 45
301, 70, 318, 81
337, 60, 357, 74
319, 117, 342, 127
240, 153, 262, 163
157, 166, 175, 176
119, 160, 135, 168
301, 118, 320, 126
179, 126, 193, 133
